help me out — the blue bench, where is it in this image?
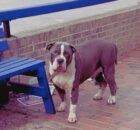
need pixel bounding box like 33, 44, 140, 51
0, 40, 55, 114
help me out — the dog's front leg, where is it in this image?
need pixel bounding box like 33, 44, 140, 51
68, 103, 77, 123
66, 87, 79, 123
55, 85, 67, 112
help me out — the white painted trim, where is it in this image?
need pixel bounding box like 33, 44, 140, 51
9, 0, 140, 36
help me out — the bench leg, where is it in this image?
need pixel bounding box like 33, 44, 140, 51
0, 80, 9, 106
37, 67, 56, 114
3, 21, 11, 38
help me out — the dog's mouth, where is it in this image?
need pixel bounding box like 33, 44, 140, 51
54, 66, 66, 73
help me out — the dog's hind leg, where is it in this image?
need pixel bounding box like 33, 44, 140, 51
93, 72, 107, 100
103, 65, 117, 104
55, 85, 66, 112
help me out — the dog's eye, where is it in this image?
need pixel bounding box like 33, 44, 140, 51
53, 50, 59, 55
64, 52, 69, 57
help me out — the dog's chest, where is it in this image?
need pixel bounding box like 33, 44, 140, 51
52, 72, 74, 89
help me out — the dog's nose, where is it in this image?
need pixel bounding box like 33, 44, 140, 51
57, 59, 64, 65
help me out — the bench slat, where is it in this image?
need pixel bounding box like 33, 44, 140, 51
0, 57, 19, 65
0, 58, 36, 71
0, 57, 28, 68
0, 58, 45, 80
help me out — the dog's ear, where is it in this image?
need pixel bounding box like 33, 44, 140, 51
46, 43, 54, 50
70, 45, 76, 53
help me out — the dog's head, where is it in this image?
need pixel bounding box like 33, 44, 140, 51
46, 42, 76, 73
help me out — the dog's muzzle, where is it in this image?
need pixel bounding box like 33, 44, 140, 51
57, 58, 64, 65
54, 58, 66, 72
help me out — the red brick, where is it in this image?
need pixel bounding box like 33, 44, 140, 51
122, 10, 136, 19
19, 50, 42, 59
57, 27, 69, 37
99, 17, 111, 26
68, 23, 86, 34
19, 45, 33, 54
95, 27, 103, 33
116, 127, 133, 130
98, 32, 106, 38
82, 30, 91, 37
71, 33, 82, 40
34, 42, 46, 50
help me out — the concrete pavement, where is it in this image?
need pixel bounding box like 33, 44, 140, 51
0, 47, 140, 130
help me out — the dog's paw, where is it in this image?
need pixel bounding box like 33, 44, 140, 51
107, 96, 116, 104
93, 93, 103, 100
57, 102, 66, 112
68, 112, 77, 123
93, 89, 103, 100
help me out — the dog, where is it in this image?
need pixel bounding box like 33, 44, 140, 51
46, 39, 117, 123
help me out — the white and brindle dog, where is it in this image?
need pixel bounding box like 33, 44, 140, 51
46, 39, 117, 123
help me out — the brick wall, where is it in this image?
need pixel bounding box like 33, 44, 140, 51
5, 6, 140, 61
